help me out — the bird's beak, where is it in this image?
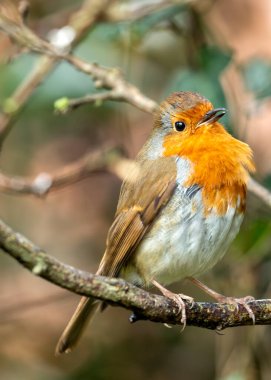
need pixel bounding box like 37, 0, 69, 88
197, 108, 227, 127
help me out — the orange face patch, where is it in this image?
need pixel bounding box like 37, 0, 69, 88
163, 107, 255, 215
169, 101, 212, 134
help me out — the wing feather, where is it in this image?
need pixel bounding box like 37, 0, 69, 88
97, 157, 177, 277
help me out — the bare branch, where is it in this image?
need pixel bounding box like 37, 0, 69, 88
54, 92, 118, 113
104, 0, 197, 22
0, 146, 132, 196
54, 89, 155, 114
0, 1, 58, 55
0, 218, 270, 330
248, 177, 271, 208
63, 55, 158, 113
0, 0, 111, 142
0, 140, 270, 210
0, 0, 168, 140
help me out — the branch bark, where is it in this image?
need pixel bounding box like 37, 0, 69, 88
0, 218, 270, 331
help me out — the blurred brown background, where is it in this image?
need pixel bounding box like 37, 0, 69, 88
0, 0, 271, 379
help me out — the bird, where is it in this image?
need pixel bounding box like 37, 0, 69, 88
56, 91, 255, 355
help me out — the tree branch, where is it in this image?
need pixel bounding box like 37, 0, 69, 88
62, 55, 158, 113
104, 0, 192, 22
0, 143, 270, 211
0, 218, 270, 330
0, 0, 158, 143
54, 91, 121, 113
0, 146, 132, 196
0, 0, 111, 142
248, 177, 271, 208
0, 1, 57, 55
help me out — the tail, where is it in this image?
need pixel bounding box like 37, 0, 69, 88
55, 296, 101, 355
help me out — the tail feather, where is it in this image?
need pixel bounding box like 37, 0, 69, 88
55, 296, 100, 355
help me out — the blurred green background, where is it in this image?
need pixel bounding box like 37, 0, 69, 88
0, 1, 271, 379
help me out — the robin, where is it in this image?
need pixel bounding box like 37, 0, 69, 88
56, 91, 255, 354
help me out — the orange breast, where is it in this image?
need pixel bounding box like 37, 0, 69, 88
163, 124, 255, 215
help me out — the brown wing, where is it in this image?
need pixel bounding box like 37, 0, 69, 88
97, 157, 177, 277
55, 156, 176, 354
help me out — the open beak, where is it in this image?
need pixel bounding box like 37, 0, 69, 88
197, 108, 227, 127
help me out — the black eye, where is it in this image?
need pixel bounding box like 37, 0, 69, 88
174, 121, 186, 132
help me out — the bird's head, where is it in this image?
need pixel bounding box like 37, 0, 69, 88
152, 92, 253, 172
150, 91, 255, 215
155, 91, 227, 149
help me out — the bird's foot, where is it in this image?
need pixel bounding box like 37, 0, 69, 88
214, 294, 255, 324
189, 277, 255, 324
152, 280, 194, 328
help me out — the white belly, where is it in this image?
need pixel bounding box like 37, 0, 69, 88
120, 157, 244, 286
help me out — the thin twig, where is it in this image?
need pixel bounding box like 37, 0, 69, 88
55, 91, 118, 113
54, 90, 154, 114
64, 55, 158, 113
0, 218, 270, 330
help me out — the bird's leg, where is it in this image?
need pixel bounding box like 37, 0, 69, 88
152, 280, 194, 327
188, 277, 255, 323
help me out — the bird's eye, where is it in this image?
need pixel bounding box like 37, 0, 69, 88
174, 121, 186, 132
